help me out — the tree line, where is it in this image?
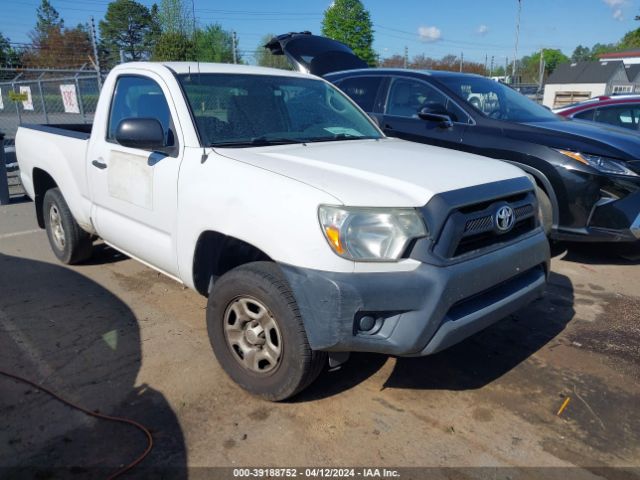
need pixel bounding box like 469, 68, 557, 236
1, 0, 640, 82
0, 0, 377, 70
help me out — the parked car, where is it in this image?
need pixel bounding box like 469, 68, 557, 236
554, 95, 640, 131
266, 33, 640, 246
16, 62, 549, 400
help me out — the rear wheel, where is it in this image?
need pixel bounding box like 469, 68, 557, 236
206, 262, 326, 401
535, 185, 553, 237
43, 188, 93, 264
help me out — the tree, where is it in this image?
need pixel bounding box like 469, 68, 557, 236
23, 25, 92, 68
380, 54, 404, 68
158, 0, 193, 35
194, 24, 234, 63
571, 45, 591, 62
35, 0, 63, 41
99, 0, 157, 65
492, 65, 506, 77
518, 49, 568, 82
254, 34, 291, 69
24, 2, 92, 68
591, 42, 617, 59
0, 32, 21, 66
321, 0, 376, 66
152, 31, 193, 61
619, 28, 640, 50
149, 4, 161, 43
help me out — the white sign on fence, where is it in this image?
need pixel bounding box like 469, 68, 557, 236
0, 87, 3, 110
60, 84, 80, 114
20, 86, 33, 111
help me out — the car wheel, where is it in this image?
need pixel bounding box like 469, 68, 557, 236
535, 185, 553, 237
206, 261, 326, 401
43, 188, 93, 264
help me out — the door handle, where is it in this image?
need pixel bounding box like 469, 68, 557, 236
91, 159, 107, 170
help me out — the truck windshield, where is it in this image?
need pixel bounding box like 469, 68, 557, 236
177, 73, 382, 147
436, 75, 559, 123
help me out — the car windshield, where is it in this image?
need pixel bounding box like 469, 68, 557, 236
436, 75, 559, 123
177, 73, 382, 147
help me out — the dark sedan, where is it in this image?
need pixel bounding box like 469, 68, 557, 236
266, 33, 640, 246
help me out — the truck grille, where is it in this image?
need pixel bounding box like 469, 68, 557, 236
433, 191, 538, 259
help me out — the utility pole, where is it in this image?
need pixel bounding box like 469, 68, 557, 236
232, 31, 238, 64
538, 48, 546, 99
490, 55, 494, 77
484, 53, 488, 75
460, 52, 463, 72
512, 0, 522, 82
90, 16, 102, 89
505, 56, 509, 82
119, 49, 125, 64
403, 46, 408, 69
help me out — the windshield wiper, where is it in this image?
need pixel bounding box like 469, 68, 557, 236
210, 136, 304, 148
306, 134, 377, 143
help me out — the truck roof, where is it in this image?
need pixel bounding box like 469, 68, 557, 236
112, 61, 311, 79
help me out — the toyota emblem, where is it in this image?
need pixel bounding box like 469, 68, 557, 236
495, 206, 515, 233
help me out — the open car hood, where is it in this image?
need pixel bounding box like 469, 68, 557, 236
265, 32, 368, 76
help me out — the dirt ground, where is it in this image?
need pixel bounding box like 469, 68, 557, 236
1, 199, 639, 479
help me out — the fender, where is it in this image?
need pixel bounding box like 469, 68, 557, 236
502, 160, 560, 229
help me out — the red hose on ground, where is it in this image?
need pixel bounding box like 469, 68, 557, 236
0, 369, 154, 479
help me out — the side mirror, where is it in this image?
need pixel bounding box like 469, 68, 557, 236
116, 118, 166, 151
418, 107, 453, 128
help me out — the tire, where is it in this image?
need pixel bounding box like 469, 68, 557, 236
535, 185, 553, 237
43, 188, 93, 264
206, 261, 326, 401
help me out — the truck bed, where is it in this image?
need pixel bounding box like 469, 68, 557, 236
16, 123, 93, 231
21, 123, 93, 140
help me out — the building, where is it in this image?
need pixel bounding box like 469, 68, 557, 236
598, 49, 640, 65
624, 64, 640, 92
542, 61, 631, 108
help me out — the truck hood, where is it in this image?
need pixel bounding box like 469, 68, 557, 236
216, 137, 527, 206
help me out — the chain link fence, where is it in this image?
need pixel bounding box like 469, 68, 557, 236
0, 67, 104, 200
0, 67, 103, 142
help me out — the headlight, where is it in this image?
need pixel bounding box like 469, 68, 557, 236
556, 149, 638, 177
318, 205, 427, 261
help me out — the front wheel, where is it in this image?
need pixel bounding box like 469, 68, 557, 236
206, 262, 326, 401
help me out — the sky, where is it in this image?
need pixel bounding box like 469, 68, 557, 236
1, 0, 639, 64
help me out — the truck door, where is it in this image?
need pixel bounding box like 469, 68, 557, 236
87, 72, 182, 277
381, 77, 470, 150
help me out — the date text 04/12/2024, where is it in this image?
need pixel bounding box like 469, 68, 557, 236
232, 468, 401, 478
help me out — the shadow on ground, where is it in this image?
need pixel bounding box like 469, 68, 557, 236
0, 253, 187, 479
82, 242, 129, 266
297, 271, 574, 400
552, 241, 640, 265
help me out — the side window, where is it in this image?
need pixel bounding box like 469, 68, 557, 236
594, 105, 640, 130
386, 78, 469, 123
572, 109, 595, 121
334, 76, 383, 112
107, 75, 175, 146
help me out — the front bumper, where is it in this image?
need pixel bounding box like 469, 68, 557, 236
281, 230, 549, 357
551, 165, 640, 243
554, 189, 640, 242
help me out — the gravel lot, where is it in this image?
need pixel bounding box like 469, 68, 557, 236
0, 199, 638, 479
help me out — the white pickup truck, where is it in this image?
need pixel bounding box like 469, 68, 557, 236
16, 62, 549, 400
